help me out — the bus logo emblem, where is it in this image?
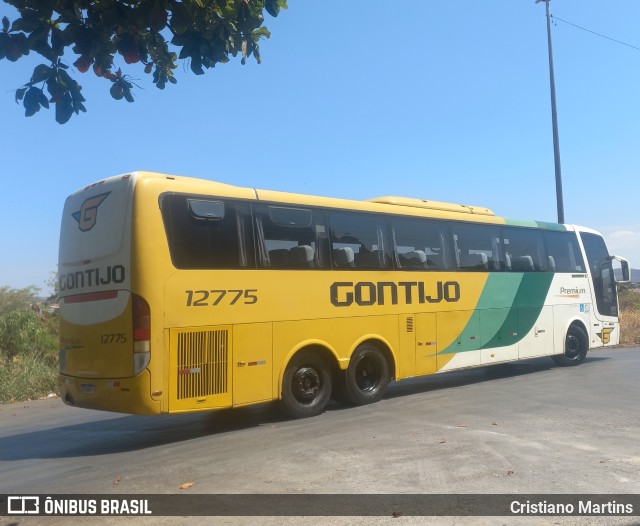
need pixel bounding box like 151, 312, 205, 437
72, 192, 110, 232
597, 327, 614, 344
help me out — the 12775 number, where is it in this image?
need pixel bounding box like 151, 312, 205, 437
185, 289, 258, 307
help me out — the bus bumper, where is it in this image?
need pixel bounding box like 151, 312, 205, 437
58, 369, 161, 415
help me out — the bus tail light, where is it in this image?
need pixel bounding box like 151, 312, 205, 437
132, 294, 151, 375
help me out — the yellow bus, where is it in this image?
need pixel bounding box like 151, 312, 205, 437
58, 172, 630, 417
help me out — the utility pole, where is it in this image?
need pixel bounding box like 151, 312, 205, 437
537, 0, 565, 224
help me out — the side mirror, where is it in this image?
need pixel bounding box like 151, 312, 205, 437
610, 256, 630, 283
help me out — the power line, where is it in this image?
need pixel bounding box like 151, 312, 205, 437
551, 14, 640, 53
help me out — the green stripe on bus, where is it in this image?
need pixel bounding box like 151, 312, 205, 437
483, 272, 554, 349
535, 221, 566, 231
499, 218, 567, 231
504, 218, 538, 228
438, 274, 522, 355
438, 272, 554, 355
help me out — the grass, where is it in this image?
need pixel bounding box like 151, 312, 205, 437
0, 355, 58, 404
619, 288, 640, 345
0, 298, 59, 404
620, 309, 640, 345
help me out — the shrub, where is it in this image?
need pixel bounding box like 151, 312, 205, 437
0, 286, 59, 403
0, 309, 57, 361
620, 309, 640, 345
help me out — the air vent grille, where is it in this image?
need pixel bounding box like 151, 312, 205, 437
176, 329, 228, 400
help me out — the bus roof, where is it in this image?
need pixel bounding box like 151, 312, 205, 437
104, 171, 572, 230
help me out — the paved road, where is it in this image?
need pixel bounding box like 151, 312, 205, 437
1, 347, 639, 525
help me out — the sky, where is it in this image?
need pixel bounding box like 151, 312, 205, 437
1, 0, 639, 294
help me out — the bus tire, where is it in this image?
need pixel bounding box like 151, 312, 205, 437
552, 325, 589, 366
280, 351, 332, 418
341, 344, 390, 406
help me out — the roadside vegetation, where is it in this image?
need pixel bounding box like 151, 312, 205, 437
0, 285, 58, 403
619, 286, 640, 345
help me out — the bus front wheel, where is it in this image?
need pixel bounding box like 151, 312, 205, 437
280, 351, 332, 418
336, 344, 390, 406
552, 325, 589, 366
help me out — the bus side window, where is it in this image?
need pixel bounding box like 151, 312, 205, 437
329, 212, 392, 270
391, 217, 452, 271
452, 223, 503, 272
502, 227, 547, 272
543, 231, 586, 272
161, 195, 254, 269
254, 205, 328, 269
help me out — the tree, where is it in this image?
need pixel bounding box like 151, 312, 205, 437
0, 285, 40, 315
0, 0, 287, 124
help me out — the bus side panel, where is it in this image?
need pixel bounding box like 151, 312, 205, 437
480, 308, 519, 364
436, 310, 481, 371
517, 305, 554, 358
435, 273, 517, 372
233, 323, 273, 406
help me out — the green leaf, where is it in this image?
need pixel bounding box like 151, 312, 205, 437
55, 95, 74, 124
150, 1, 168, 32
14, 87, 26, 103
73, 100, 87, 113
31, 64, 51, 84
57, 69, 74, 89
110, 82, 124, 100
0, 33, 7, 60
2, 16, 9, 32
51, 28, 64, 56
11, 18, 36, 33
23, 87, 44, 117
253, 27, 271, 39
265, 0, 279, 17
190, 56, 204, 74
35, 87, 49, 109
170, 4, 193, 34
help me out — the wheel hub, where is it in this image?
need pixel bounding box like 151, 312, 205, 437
566, 335, 580, 359
292, 367, 321, 403
355, 358, 379, 392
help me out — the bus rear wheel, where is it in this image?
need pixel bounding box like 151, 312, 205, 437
552, 325, 588, 366
280, 351, 332, 418
335, 344, 390, 406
